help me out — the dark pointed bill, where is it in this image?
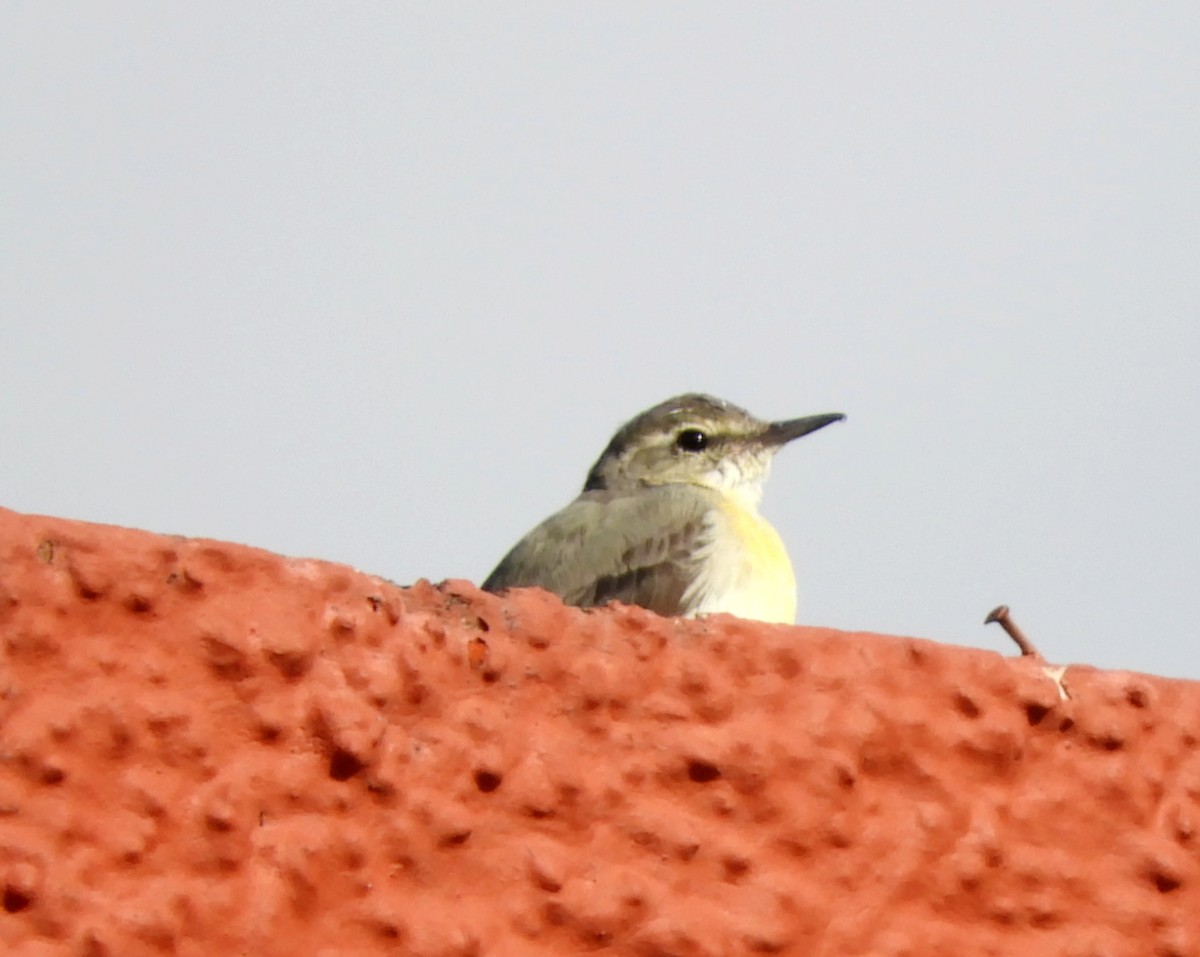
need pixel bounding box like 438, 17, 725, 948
761, 412, 846, 446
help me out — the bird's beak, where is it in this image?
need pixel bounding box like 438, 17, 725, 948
761, 412, 846, 447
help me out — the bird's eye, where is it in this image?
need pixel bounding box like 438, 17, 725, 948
675, 428, 708, 452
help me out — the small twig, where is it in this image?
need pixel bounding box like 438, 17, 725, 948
984, 604, 1043, 659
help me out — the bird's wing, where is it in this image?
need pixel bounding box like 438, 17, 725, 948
481, 486, 716, 617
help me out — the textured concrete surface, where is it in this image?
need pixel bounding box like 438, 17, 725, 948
0, 506, 1198, 956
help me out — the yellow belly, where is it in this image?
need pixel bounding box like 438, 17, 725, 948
693, 498, 797, 624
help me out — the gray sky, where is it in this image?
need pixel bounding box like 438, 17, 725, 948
3, 4, 1197, 678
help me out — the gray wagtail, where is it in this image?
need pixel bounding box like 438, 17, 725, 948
482, 394, 844, 623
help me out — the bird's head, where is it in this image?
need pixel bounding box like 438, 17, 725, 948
583, 393, 844, 508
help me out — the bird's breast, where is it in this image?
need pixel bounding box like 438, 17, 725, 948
688, 497, 797, 624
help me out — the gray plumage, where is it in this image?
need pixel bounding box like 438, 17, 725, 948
482, 484, 718, 615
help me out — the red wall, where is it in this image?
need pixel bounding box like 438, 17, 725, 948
1, 507, 1196, 955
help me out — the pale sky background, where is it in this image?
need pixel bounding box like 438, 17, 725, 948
2, 5, 1197, 678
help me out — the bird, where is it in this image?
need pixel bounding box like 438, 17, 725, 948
482, 393, 844, 624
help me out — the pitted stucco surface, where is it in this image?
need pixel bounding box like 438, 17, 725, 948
1, 507, 1198, 956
